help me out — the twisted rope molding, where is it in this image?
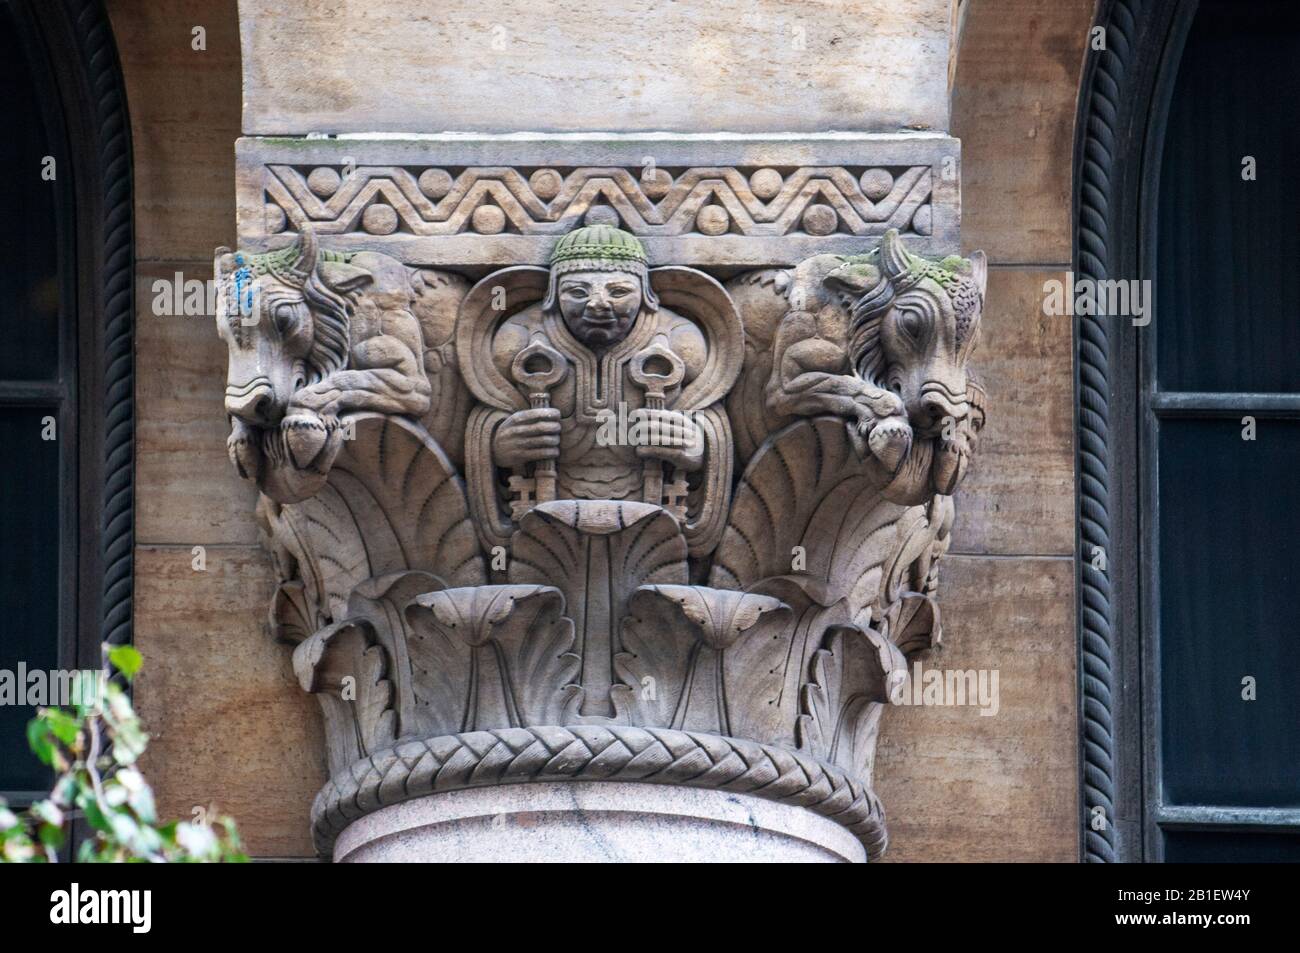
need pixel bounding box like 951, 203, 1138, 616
71, 0, 135, 651
312, 725, 889, 860
1074, 0, 1146, 863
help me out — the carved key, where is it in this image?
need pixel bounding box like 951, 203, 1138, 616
629, 342, 686, 510
510, 339, 567, 512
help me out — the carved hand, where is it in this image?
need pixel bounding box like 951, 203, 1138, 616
850, 383, 905, 431
493, 407, 561, 468
632, 408, 704, 471
280, 410, 345, 472
867, 415, 913, 474
227, 416, 263, 482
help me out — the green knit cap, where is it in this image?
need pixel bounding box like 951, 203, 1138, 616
544, 225, 658, 311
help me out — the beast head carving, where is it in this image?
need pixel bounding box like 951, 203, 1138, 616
827, 230, 986, 497
214, 229, 433, 501
215, 230, 366, 429
762, 230, 986, 499
831, 231, 984, 427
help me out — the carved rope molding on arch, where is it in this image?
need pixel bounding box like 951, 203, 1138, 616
1074, 0, 1187, 863
31, 0, 135, 658
76, 0, 135, 655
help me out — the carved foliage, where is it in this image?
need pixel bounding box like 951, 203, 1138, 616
617, 585, 790, 734
798, 625, 907, 779
404, 585, 580, 736
268, 414, 484, 622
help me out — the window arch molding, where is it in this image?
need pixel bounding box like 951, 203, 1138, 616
26, 0, 135, 664
1072, 0, 1195, 863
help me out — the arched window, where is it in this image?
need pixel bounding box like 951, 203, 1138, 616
1076, 0, 1300, 861
0, 0, 133, 803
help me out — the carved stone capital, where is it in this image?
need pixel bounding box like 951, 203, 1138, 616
219, 136, 984, 862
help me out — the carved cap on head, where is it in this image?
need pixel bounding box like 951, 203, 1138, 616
543, 224, 658, 311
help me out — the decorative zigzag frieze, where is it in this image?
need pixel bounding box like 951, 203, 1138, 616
236, 136, 961, 266
259, 164, 936, 239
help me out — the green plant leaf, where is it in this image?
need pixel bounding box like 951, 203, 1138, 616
43, 709, 81, 746
25, 718, 55, 766
29, 800, 63, 828
7, 653, 246, 864
107, 645, 143, 679
38, 823, 64, 851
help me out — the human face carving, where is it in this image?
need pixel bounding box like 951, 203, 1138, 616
556, 271, 643, 349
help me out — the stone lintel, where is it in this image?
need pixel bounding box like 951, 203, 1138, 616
236, 0, 954, 137
235, 134, 961, 268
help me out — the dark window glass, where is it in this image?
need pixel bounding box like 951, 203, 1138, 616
0, 3, 60, 382
1156, 0, 1300, 393
1157, 418, 1300, 807
1164, 830, 1300, 863
0, 407, 61, 791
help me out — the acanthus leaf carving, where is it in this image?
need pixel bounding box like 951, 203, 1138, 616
405, 585, 580, 734
292, 618, 397, 775
797, 624, 906, 780
617, 585, 790, 734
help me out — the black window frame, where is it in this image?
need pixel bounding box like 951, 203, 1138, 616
1074, 0, 1300, 862
0, 0, 133, 807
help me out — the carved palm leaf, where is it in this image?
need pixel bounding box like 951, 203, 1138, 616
405, 585, 579, 735
618, 585, 789, 735
279, 413, 484, 620
710, 415, 913, 622
509, 500, 688, 597
509, 501, 688, 719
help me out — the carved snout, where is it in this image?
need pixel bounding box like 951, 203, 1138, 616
225, 377, 276, 426
911, 380, 968, 433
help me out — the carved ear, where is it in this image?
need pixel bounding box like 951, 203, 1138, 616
318, 260, 373, 292
968, 249, 988, 300
823, 262, 881, 296
292, 228, 318, 281
214, 246, 234, 284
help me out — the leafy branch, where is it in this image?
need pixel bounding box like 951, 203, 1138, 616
0, 646, 246, 863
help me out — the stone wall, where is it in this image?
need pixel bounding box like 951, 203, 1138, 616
115, 0, 1093, 861
114, 0, 323, 858
236, 0, 953, 135
875, 0, 1094, 863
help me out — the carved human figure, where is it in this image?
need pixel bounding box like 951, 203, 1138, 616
493, 226, 702, 491
463, 226, 737, 556
227, 216, 987, 864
